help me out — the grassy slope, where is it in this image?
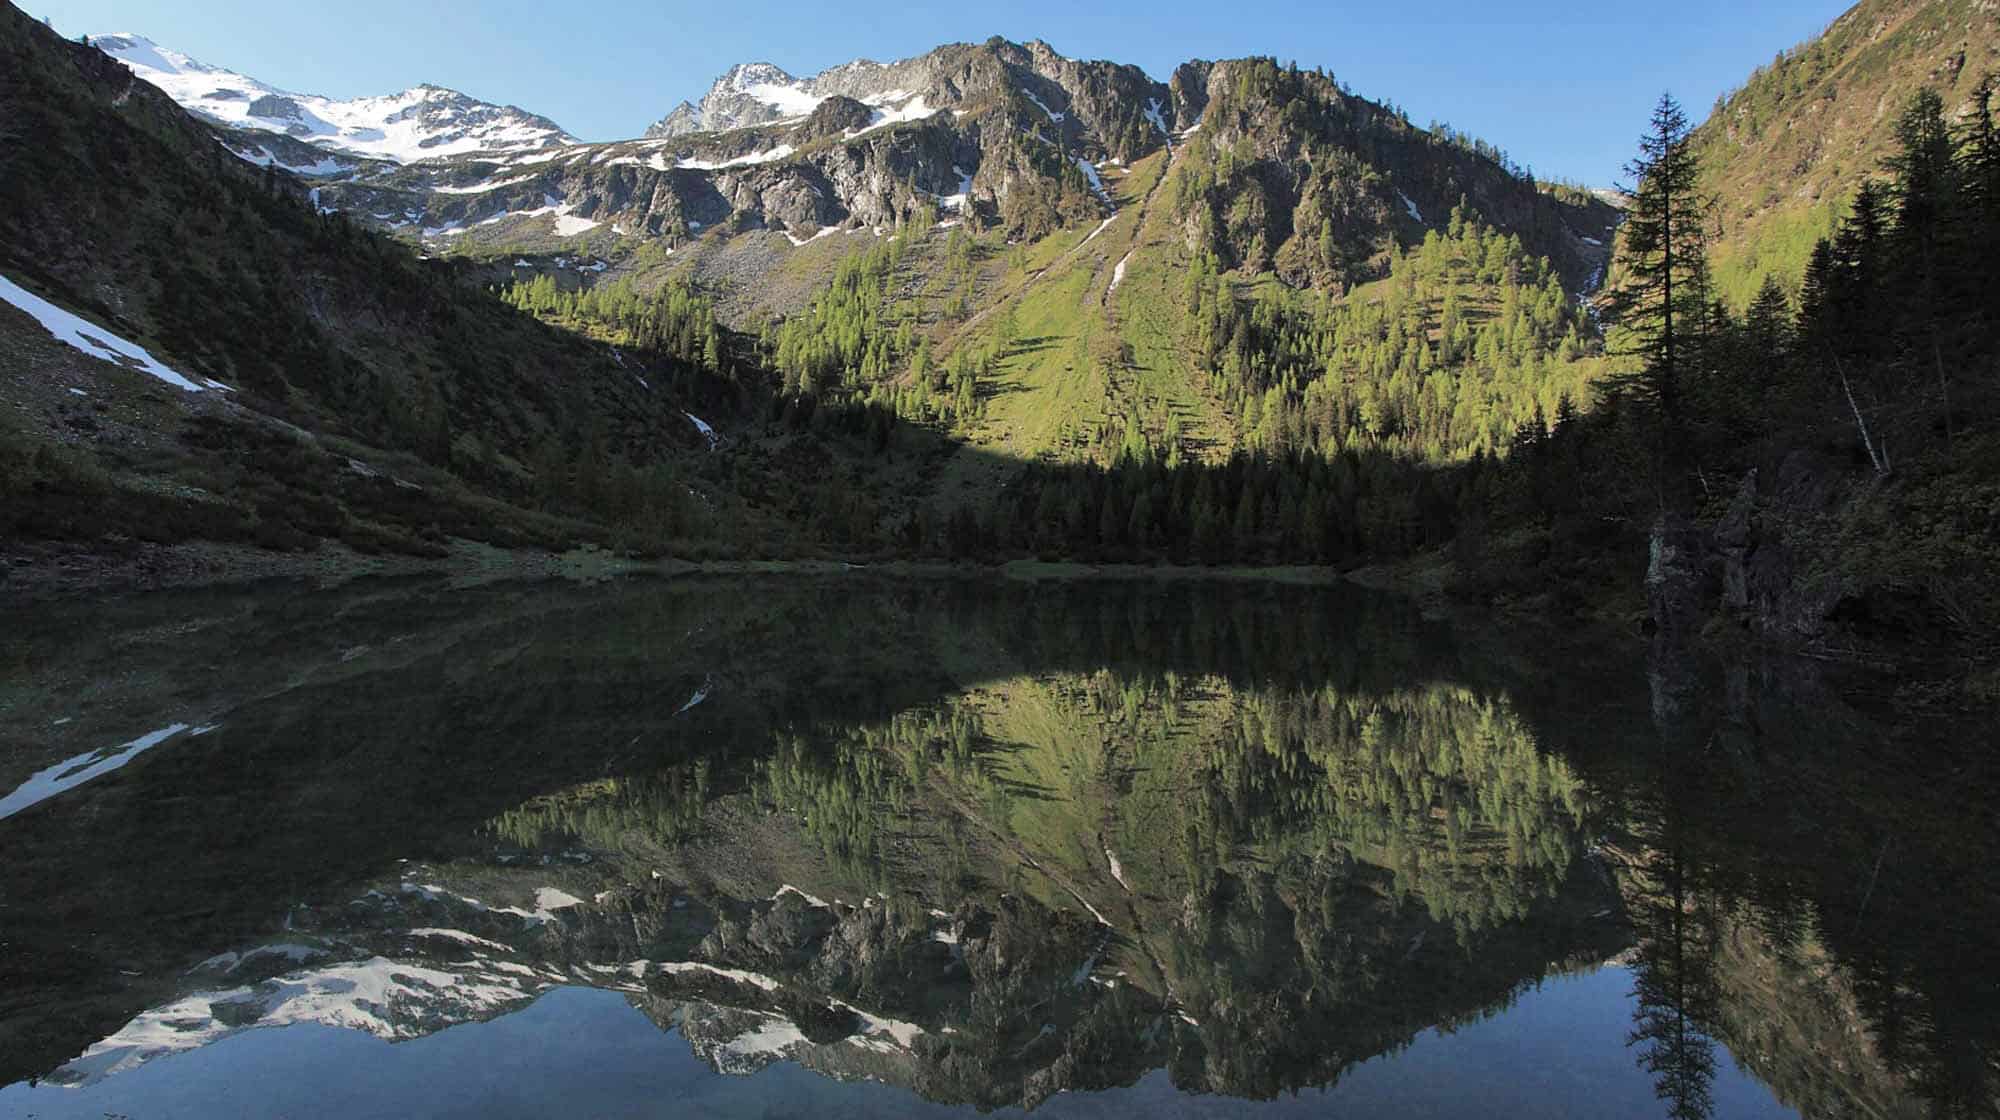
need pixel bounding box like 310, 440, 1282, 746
914, 150, 1243, 511
1689, 0, 2000, 307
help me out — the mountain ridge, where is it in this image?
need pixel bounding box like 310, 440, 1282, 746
1685, 0, 2000, 305
85, 32, 577, 164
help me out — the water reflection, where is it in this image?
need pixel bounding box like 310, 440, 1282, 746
0, 576, 1991, 1117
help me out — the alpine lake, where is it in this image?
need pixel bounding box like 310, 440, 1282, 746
1, 574, 1993, 1119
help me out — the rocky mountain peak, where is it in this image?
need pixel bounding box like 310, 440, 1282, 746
722, 61, 801, 89
87, 33, 576, 163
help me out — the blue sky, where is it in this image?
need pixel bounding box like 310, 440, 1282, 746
28, 0, 1849, 185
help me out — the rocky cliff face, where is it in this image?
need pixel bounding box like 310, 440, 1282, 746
644, 39, 1170, 159
1641, 449, 1977, 657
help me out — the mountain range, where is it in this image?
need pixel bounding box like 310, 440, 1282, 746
88, 33, 575, 164
2, 0, 1995, 669
78, 31, 1617, 288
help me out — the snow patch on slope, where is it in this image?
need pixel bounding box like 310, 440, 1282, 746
0, 724, 191, 821
534, 887, 585, 916
0, 275, 210, 391
935, 165, 974, 212
848, 96, 937, 138
433, 174, 537, 194
1076, 158, 1108, 201
676, 145, 795, 171
783, 226, 839, 247
229, 145, 351, 177
684, 412, 719, 449
52, 957, 544, 1086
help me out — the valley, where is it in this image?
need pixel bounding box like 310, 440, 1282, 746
2, 3, 1999, 1114
1, 0, 1995, 673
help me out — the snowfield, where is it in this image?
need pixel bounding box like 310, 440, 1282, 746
675, 145, 796, 171
0, 274, 211, 391
848, 96, 937, 138
433, 174, 539, 194
228, 145, 353, 177
90, 34, 573, 164
783, 226, 840, 247
54, 956, 547, 1086
1076, 158, 1108, 201
0, 724, 192, 821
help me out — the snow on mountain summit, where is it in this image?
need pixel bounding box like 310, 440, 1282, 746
645, 57, 897, 138
88, 34, 576, 164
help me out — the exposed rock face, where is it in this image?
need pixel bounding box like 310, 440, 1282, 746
1169, 61, 1213, 129
795, 95, 876, 142
1709, 452, 1880, 646
246, 93, 302, 122
643, 40, 1169, 158
1716, 470, 1759, 614
1654, 451, 1961, 654
648, 101, 700, 137
1646, 511, 1712, 637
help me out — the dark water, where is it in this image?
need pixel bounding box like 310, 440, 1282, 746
0, 577, 1993, 1119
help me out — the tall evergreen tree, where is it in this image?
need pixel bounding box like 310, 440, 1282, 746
1962, 77, 2000, 359
1884, 89, 1960, 443
1604, 94, 1713, 507
1819, 180, 1895, 473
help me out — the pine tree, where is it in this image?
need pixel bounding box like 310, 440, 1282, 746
1604, 94, 1713, 506
1738, 276, 1795, 426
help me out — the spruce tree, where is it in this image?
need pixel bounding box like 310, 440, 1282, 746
1604, 94, 1713, 506
1884, 90, 1959, 443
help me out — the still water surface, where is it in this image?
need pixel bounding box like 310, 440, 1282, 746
0, 577, 1992, 1117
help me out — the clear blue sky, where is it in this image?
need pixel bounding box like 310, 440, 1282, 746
27, 0, 1850, 185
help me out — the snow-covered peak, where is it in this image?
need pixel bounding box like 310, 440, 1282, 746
647, 61, 819, 137
722, 62, 801, 92
88, 33, 576, 164
645, 56, 899, 138
88, 33, 210, 78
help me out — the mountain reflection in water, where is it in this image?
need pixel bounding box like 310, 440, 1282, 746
0, 576, 1993, 1118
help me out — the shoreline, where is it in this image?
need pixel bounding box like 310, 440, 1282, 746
0, 538, 1354, 599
